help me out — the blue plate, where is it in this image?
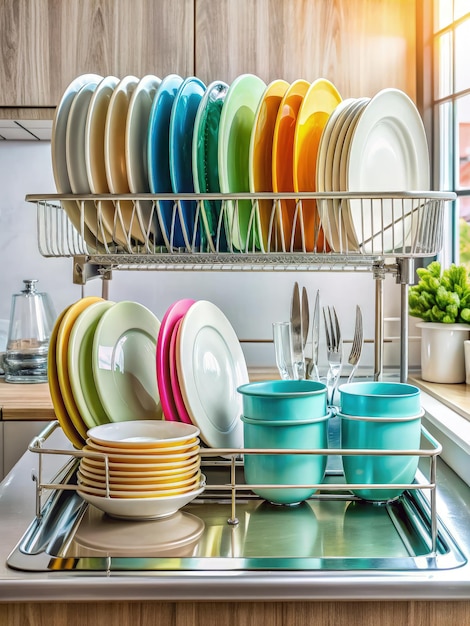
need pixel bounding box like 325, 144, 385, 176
192, 80, 229, 252
169, 76, 206, 249
147, 74, 184, 249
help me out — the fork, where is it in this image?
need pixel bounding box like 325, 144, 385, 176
347, 305, 363, 383
323, 305, 343, 406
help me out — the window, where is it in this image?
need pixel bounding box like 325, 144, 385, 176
432, 2, 470, 267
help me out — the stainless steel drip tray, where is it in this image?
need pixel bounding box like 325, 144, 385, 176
7, 462, 466, 573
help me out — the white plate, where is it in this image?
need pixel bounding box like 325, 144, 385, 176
51, 73, 103, 248
77, 480, 205, 520
92, 301, 162, 422
346, 88, 430, 253
316, 98, 356, 250
104, 75, 147, 243
87, 420, 199, 447
66, 78, 112, 244
84, 75, 127, 246
126, 74, 163, 244
329, 98, 369, 250
175, 300, 248, 448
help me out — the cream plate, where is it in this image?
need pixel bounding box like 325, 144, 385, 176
66, 78, 112, 245
126, 74, 163, 245
346, 88, 430, 253
315, 98, 356, 250
84, 75, 127, 246
104, 75, 147, 244
79, 457, 200, 481
176, 300, 248, 448
92, 301, 162, 422
87, 419, 199, 447
77, 469, 201, 492
73, 507, 205, 556
51, 73, 103, 249
77, 480, 205, 520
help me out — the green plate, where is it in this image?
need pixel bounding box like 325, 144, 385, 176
192, 80, 229, 252
92, 301, 162, 422
218, 74, 266, 251
68, 300, 115, 429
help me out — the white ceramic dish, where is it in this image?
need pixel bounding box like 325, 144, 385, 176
126, 74, 163, 245
87, 419, 199, 447
51, 73, 103, 248
66, 78, 112, 245
346, 88, 430, 253
175, 300, 248, 448
104, 75, 147, 244
92, 301, 162, 422
77, 480, 205, 520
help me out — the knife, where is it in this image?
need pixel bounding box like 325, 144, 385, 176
290, 281, 304, 380
301, 286, 309, 353
306, 289, 320, 381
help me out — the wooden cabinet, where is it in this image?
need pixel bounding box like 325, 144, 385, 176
194, 0, 417, 99
0, 0, 194, 112
1, 600, 470, 625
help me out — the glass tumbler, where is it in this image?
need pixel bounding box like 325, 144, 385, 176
3, 279, 56, 383
272, 321, 298, 380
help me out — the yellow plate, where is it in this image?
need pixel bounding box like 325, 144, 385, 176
293, 78, 342, 252
48, 305, 84, 449
56, 297, 104, 440
272, 79, 310, 251
249, 79, 290, 252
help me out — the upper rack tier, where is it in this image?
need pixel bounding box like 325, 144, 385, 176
26, 191, 454, 271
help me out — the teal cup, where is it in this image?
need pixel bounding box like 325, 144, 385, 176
338, 381, 421, 418
339, 409, 423, 502
237, 380, 327, 421
241, 412, 330, 505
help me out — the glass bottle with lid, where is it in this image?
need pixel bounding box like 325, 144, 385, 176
3, 279, 56, 383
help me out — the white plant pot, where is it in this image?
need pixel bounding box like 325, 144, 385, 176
416, 322, 470, 383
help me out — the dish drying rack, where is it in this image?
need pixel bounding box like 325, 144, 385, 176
28, 420, 443, 554
26, 190, 455, 382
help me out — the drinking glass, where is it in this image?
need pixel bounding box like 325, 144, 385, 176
272, 321, 298, 380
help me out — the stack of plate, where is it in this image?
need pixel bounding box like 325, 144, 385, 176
77, 421, 204, 520
156, 299, 249, 449
316, 89, 429, 253
48, 298, 162, 449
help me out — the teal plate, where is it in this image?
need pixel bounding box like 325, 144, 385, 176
192, 80, 229, 252
147, 74, 184, 249
169, 76, 206, 249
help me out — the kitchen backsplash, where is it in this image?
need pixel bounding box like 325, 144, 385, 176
0, 141, 416, 370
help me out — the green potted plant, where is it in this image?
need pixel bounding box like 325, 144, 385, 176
409, 261, 470, 383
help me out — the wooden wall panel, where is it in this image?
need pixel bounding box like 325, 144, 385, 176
195, 0, 417, 100
0, 0, 194, 107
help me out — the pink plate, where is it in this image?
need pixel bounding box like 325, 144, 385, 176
169, 318, 193, 424
156, 299, 196, 421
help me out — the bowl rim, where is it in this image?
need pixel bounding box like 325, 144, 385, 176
237, 379, 327, 398
338, 381, 420, 399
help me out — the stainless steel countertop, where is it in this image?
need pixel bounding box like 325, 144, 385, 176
1, 400, 470, 602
